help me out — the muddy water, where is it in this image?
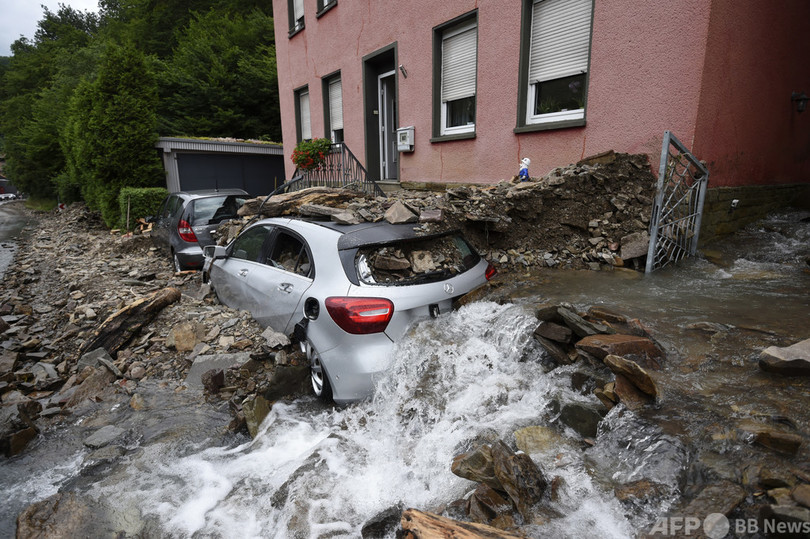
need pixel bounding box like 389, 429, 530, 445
0, 201, 36, 279
2, 210, 809, 538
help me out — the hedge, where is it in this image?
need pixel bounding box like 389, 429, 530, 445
118, 187, 168, 230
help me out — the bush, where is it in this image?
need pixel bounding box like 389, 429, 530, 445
118, 187, 168, 230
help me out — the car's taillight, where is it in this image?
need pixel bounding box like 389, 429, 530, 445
325, 297, 394, 335
485, 262, 497, 281
178, 219, 197, 242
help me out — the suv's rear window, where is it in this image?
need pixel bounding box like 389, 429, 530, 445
355, 234, 480, 285
191, 195, 246, 225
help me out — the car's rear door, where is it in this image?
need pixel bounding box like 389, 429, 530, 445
245, 228, 315, 333
210, 224, 273, 314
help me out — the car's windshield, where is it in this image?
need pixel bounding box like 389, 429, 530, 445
355, 234, 479, 285
191, 195, 246, 225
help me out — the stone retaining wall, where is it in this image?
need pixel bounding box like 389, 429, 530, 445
700, 183, 810, 245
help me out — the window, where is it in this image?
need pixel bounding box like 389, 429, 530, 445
517, 0, 593, 130
295, 86, 311, 141
433, 14, 478, 138
288, 0, 305, 35
230, 226, 270, 262
268, 232, 312, 277
324, 74, 344, 143
316, 0, 337, 17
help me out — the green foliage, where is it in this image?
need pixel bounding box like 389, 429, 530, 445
118, 186, 168, 229
158, 10, 280, 140
292, 138, 332, 170
63, 43, 164, 227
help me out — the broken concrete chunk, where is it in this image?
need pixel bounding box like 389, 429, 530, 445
384, 201, 418, 224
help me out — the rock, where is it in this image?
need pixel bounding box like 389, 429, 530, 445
603, 354, 658, 397
614, 480, 669, 503
185, 352, 251, 388
167, 321, 204, 352
201, 369, 225, 394
620, 231, 649, 260
738, 421, 803, 454
760, 504, 810, 531
451, 444, 500, 490
792, 484, 810, 508
331, 210, 361, 225
15, 492, 95, 539
0, 350, 18, 375
533, 321, 572, 343
759, 357, 810, 377
76, 347, 113, 372
409, 251, 436, 273
769, 487, 795, 506
64, 367, 116, 408
534, 335, 574, 366
559, 402, 604, 438
361, 505, 403, 539
243, 394, 271, 438
83, 425, 125, 449
680, 480, 746, 520
129, 393, 146, 410
612, 373, 653, 411
419, 209, 443, 223
575, 333, 663, 369
490, 440, 548, 521
557, 306, 612, 338
373, 254, 411, 271
468, 483, 514, 526
1, 407, 38, 457
264, 364, 310, 402
514, 425, 568, 454
384, 201, 417, 224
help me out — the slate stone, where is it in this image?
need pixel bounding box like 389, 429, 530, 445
83, 425, 125, 449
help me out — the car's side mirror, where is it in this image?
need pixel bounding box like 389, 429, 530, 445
203, 245, 228, 260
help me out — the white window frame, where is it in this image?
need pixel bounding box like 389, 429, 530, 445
526, 0, 592, 126
299, 88, 311, 141
440, 19, 477, 136
328, 77, 343, 142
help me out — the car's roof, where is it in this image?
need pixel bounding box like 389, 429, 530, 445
176, 189, 249, 198
255, 216, 457, 251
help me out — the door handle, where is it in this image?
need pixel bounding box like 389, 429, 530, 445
278, 283, 293, 293
238, 269, 248, 277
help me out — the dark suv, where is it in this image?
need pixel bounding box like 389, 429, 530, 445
151, 189, 249, 271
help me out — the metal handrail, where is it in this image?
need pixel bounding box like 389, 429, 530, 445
289, 142, 385, 197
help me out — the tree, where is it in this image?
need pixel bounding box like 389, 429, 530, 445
157, 9, 280, 141
63, 44, 163, 226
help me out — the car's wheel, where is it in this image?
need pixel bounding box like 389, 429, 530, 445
172, 250, 185, 272
306, 342, 332, 401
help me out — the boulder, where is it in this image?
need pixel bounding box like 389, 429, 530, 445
514, 425, 568, 455
738, 420, 803, 454
559, 402, 605, 438
384, 201, 417, 224
604, 354, 659, 397
64, 367, 116, 408
613, 374, 654, 411
792, 484, 810, 509
489, 441, 548, 522
680, 480, 746, 521
467, 484, 514, 527
620, 231, 650, 260
243, 394, 271, 438
167, 321, 205, 352
575, 333, 663, 369
451, 444, 500, 490
534, 335, 574, 366
533, 321, 572, 343
16, 492, 95, 539
264, 364, 310, 402
557, 306, 612, 338
83, 425, 125, 449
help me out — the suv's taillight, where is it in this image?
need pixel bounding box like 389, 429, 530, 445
178, 219, 197, 242
325, 297, 394, 335
485, 262, 497, 281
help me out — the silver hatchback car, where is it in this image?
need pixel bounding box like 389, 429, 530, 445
204, 217, 495, 404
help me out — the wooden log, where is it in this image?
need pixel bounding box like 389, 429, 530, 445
78, 287, 182, 358
400, 509, 526, 539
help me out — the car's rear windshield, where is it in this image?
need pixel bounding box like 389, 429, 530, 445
355, 234, 480, 285
190, 195, 246, 225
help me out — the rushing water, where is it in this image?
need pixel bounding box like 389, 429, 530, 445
2, 210, 809, 538
0, 201, 35, 280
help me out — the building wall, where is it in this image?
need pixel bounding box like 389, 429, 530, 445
273, 0, 809, 190
692, 0, 810, 189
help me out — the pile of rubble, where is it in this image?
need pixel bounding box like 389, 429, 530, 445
219, 150, 657, 272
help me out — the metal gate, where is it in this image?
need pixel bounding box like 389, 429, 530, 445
645, 131, 710, 273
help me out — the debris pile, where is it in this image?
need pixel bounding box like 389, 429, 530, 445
223, 151, 657, 272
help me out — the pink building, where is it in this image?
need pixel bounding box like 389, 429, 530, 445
272, 0, 809, 205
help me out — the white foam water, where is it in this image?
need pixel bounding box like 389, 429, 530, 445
89, 302, 641, 537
